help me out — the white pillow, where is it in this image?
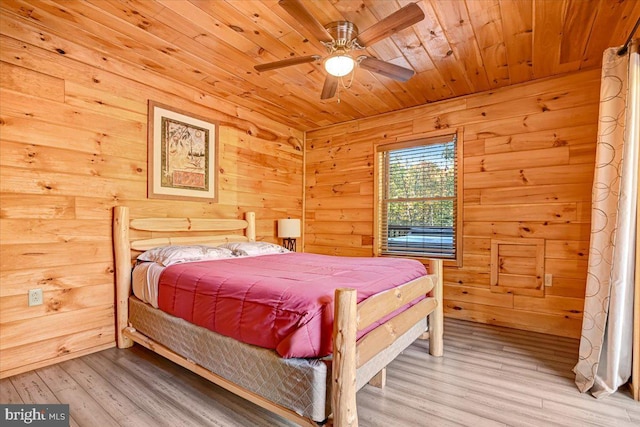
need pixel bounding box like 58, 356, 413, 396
137, 245, 235, 266
218, 241, 289, 257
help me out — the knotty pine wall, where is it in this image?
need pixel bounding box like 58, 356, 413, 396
0, 20, 303, 378
305, 69, 600, 339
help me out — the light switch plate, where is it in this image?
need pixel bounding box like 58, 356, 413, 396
544, 273, 553, 287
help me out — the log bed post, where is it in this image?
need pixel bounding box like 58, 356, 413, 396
113, 206, 133, 349
333, 288, 358, 427
246, 211, 256, 242
426, 259, 444, 357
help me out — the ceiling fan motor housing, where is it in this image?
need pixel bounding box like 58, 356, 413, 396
324, 21, 363, 52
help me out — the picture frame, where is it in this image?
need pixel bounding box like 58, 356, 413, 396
147, 100, 218, 202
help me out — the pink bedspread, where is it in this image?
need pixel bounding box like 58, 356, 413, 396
157, 252, 428, 358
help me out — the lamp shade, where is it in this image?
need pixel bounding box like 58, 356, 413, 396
278, 218, 301, 238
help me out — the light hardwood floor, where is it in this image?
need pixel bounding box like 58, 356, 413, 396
1, 319, 638, 426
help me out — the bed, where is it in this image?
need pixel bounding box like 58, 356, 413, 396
113, 206, 443, 426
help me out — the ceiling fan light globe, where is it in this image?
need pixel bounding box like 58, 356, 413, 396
324, 55, 355, 77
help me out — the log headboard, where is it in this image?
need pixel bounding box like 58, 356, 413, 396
112, 206, 256, 347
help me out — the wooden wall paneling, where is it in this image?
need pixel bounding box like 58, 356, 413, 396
464, 146, 570, 173
479, 183, 592, 205
0, 26, 302, 141
459, 104, 599, 141
464, 67, 601, 109
0, 61, 64, 101
0, 10, 304, 378
443, 270, 491, 288
483, 124, 598, 154
463, 221, 592, 241
513, 294, 584, 318
0, 140, 147, 183
444, 284, 513, 308
0, 284, 113, 324
0, 327, 115, 379
305, 69, 599, 338
0, 305, 114, 351
0, 263, 114, 298
0, 194, 76, 220
0, 114, 147, 161
464, 163, 595, 189
443, 300, 582, 338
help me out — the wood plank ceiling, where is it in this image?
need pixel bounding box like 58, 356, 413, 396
2, 0, 638, 130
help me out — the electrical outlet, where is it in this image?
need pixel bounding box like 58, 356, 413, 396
28, 288, 43, 306
544, 273, 553, 287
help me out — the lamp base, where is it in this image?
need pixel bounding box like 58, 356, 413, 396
282, 238, 296, 252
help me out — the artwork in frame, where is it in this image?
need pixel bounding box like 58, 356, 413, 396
147, 100, 218, 202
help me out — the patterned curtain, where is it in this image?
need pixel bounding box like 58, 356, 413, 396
574, 41, 639, 398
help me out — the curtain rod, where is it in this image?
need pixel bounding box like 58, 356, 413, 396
617, 17, 640, 56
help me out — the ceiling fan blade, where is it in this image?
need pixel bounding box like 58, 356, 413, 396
278, 0, 333, 43
254, 55, 321, 72
356, 2, 425, 47
359, 57, 415, 82
320, 75, 338, 99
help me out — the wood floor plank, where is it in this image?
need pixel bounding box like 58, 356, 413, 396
540, 399, 633, 426
405, 339, 635, 423
58, 358, 155, 425
37, 364, 120, 427
4, 319, 636, 426
0, 377, 23, 403
103, 349, 279, 426
119, 347, 298, 426
81, 353, 207, 427
7, 371, 82, 427
365, 380, 508, 427
393, 353, 544, 409
388, 369, 573, 427
10, 370, 60, 403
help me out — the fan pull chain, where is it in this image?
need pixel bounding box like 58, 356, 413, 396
336, 67, 357, 103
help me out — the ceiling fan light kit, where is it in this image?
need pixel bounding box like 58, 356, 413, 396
255, 0, 426, 100
324, 54, 355, 77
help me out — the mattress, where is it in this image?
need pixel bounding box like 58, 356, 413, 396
128, 296, 428, 421
157, 252, 428, 358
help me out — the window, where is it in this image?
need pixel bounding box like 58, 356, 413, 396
376, 131, 462, 264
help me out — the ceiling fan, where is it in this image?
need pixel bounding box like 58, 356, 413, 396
254, 0, 425, 100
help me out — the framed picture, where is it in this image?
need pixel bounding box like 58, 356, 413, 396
147, 100, 218, 202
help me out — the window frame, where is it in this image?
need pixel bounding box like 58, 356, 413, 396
374, 128, 463, 267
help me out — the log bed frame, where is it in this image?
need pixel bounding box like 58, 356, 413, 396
113, 206, 444, 426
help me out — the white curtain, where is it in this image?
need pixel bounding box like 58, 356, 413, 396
574, 41, 639, 398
